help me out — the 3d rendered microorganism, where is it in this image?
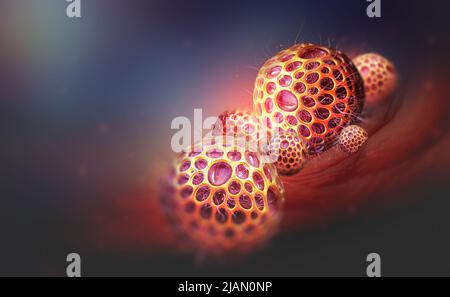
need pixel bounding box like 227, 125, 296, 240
253, 43, 365, 156
338, 125, 368, 154
161, 137, 284, 256
353, 53, 397, 104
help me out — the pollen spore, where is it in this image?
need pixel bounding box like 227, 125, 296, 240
338, 125, 368, 154
253, 43, 365, 156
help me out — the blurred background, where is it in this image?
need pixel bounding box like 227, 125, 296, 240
1, 0, 449, 276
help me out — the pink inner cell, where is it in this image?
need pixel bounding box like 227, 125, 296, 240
266, 82, 276, 94
286, 61, 302, 72
266, 66, 282, 79
227, 151, 242, 161
265, 98, 274, 113
263, 165, 272, 181
192, 173, 204, 185
195, 159, 208, 170
196, 186, 211, 202
236, 164, 249, 179
228, 181, 241, 195
253, 172, 265, 190
300, 48, 328, 59
208, 162, 232, 186
279, 75, 293, 87
245, 152, 260, 168
206, 149, 224, 159
276, 90, 299, 112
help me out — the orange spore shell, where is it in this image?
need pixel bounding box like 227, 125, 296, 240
253, 43, 365, 155
353, 53, 397, 104
338, 125, 368, 154
268, 131, 308, 176
161, 137, 285, 256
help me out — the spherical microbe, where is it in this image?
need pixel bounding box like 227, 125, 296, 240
353, 53, 397, 104
268, 131, 308, 176
161, 137, 284, 256
253, 43, 365, 156
338, 125, 368, 154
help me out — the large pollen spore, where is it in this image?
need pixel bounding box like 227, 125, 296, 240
253, 43, 365, 156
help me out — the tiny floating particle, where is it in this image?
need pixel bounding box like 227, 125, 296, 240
338, 125, 368, 154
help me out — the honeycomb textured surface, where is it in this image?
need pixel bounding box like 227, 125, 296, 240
338, 125, 368, 154
353, 53, 397, 104
253, 43, 365, 156
267, 131, 308, 176
161, 137, 285, 255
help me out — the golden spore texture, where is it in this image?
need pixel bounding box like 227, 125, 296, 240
338, 125, 368, 154
253, 43, 365, 156
161, 137, 285, 256
268, 131, 308, 176
353, 53, 397, 104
